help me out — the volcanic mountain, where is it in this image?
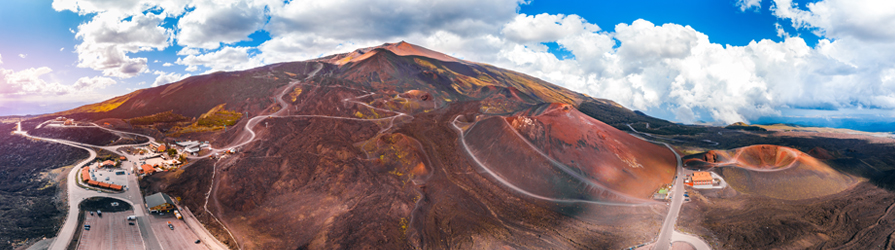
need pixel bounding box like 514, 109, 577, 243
683, 145, 859, 200
42, 42, 685, 249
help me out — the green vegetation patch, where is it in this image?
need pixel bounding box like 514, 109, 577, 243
197, 104, 242, 127
725, 122, 768, 131
127, 110, 190, 125
167, 104, 242, 137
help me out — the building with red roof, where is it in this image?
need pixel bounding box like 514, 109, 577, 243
101, 160, 115, 167
81, 168, 90, 182
141, 164, 155, 174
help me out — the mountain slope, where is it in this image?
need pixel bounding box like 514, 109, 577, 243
50, 42, 689, 249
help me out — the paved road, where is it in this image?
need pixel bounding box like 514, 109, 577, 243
625, 124, 710, 250
15, 125, 224, 250
672, 231, 711, 250
654, 143, 686, 250
17, 132, 163, 250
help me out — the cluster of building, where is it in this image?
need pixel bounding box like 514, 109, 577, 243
80, 161, 124, 191
134, 141, 188, 176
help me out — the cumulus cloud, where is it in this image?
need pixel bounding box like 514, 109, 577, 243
502, 13, 599, 44
162, 62, 172, 67
45, 0, 895, 124
0, 67, 114, 96
52, 0, 190, 16
73, 12, 171, 78
0, 53, 3, 64
772, 0, 895, 41
736, 0, 762, 12
176, 0, 269, 49
151, 70, 190, 87
267, 0, 520, 40
176, 46, 263, 73
72, 76, 117, 90
19, 54, 27, 59
0, 67, 66, 95
54, 0, 191, 79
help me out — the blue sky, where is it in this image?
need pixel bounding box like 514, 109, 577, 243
1, 0, 893, 131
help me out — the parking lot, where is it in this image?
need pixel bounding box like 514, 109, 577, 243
77, 211, 143, 250
149, 213, 207, 250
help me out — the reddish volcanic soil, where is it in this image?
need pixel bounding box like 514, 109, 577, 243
326, 41, 461, 65
133, 42, 677, 249
461, 103, 675, 203
684, 145, 859, 200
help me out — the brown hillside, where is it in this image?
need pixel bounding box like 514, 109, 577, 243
59, 42, 683, 249
684, 145, 858, 200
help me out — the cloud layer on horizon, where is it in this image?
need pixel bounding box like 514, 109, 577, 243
4, 0, 892, 124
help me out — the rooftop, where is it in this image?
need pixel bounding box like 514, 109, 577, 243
145, 192, 175, 208
692, 171, 713, 182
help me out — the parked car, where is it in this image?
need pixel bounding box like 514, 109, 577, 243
129, 222, 135, 225
167, 221, 174, 230
84, 225, 90, 230
195, 240, 201, 244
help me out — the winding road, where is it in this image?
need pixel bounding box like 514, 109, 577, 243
626, 124, 710, 250
15, 123, 228, 250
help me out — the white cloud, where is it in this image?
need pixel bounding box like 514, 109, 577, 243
72, 76, 117, 90
736, 0, 762, 12
176, 0, 270, 49
177, 47, 202, 56
502, 13, 599, 44
267, 0, 520, 40
19, 54, 27, 59
0, 67, 66, 95
176, 46, 263, 73
774, 22, 789, 38
0, 53, 3, 64
162, 62, 172, 67
60, 47, 66, 51
0, 67, 113, 96
151, 70, 190, 87
52, 0, 190, 16
73, 11, 171, 78
44, 0, 895, 125
772, 0, 895, 41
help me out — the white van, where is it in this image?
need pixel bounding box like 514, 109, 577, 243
127, 215, 137, 221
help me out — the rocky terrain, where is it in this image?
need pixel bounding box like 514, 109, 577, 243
4, 42, 894, 249
0, 123, 89, 250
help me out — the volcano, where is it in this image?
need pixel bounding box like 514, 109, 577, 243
43, 42, 685, 249
683, 145, 858, 200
